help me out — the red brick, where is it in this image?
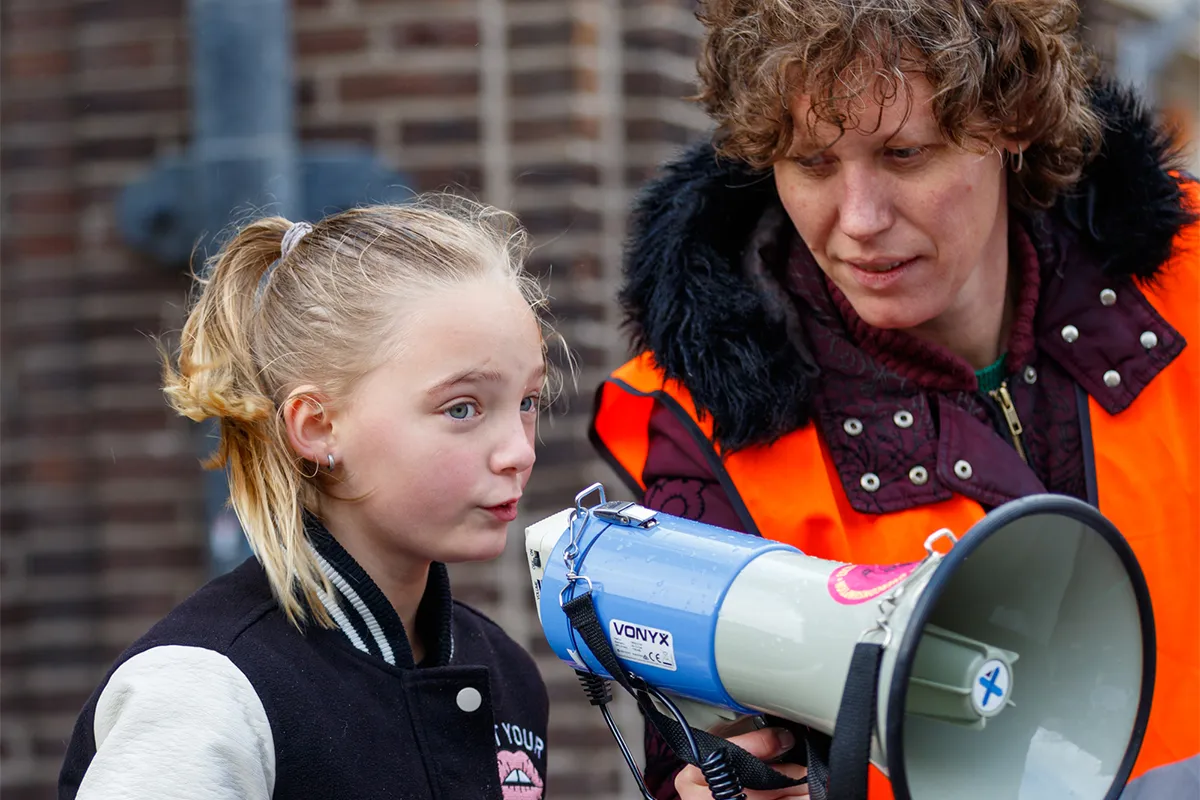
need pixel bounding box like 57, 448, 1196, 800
300, 122, 375, 146
1, 593, 182, 628
102, 501, 180, 525
624, 27, 699, 57
392, 20, 479, 47
30, 455, 90, 486
8, 190, 78, 216
10, 234, 76, 260
4, 50, 72, 81
76, 135, 157, 162
519, 208, 601, 236
624, 70, 697, 99
400, 118, 480, 145
339, 72, 478, 102
511, 116, 599, 142
513, 163, 600, 187
509, 68, 575, 97
4, 6, 74, 34
1, 143, 74, 171
508, 20, 574, 47
2, 97, 74, 124
27, 544, 202, 577
626, 117, 696, 144
296, 28, 368, 58
407, 166, 483, 193
76, 0, 183, 23
79, 41, 158, 71
0, 643, 116, 671
74, 86, 186, 116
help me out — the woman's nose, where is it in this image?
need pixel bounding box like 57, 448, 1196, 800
837, 167, 894, 241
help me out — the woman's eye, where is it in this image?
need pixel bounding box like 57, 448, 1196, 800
793, 153, 832, 170
445, 402, 478, 420
887, 146, 925, 161
520, 395, 539, 413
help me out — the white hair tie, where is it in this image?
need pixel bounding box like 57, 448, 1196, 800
280, 221, 313, 260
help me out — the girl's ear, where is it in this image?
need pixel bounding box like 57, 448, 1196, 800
282, 389, 335, 466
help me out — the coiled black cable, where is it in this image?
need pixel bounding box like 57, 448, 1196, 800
576, 670, 613, 706
698, 748, 747, 800
575, 671, 657, 800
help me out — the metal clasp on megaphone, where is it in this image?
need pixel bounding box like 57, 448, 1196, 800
858, 527, 959, 649
559, 482, 605, 607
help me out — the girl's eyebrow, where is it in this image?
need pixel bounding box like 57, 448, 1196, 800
425, 367, 505, 396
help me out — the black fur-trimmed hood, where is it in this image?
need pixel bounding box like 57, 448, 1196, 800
618, 81, 1197, 451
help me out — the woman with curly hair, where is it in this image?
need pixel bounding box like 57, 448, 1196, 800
590, 1, 1198, 798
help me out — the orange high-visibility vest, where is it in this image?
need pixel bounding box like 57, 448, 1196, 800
591, 195, 1199, 797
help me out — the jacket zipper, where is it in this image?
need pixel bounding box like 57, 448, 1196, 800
988, 381, 1028, 464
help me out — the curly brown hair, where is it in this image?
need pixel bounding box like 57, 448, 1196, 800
695, 0, 1103, 209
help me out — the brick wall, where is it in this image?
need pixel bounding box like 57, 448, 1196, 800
1, 1, 710, 798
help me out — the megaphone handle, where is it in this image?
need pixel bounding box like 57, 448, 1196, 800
561, 590, 808, 796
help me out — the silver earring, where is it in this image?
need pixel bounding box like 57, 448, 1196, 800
1013, 144, 1024, 174
326, 454, 335, 473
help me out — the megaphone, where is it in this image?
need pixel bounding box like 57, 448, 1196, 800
526, 484, 1154, 800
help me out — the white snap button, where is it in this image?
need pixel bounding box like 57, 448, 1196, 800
860, 472, 880, 492
1099, 288, 1117, 306
1023, 366, 1037, 384
843, 418, 864, 436
893, 410, 914, 428
456, 687, 482, 713
1140, 331, 1158, 350
908, 466, 928, 486
954, 460, 973, 480
1061, 325, 1079, 343
1103, 370, 1121, 388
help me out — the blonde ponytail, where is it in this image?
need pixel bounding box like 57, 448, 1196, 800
162, 218, 334, 628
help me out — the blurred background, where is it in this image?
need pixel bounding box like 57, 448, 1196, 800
1, 0, 1196, 798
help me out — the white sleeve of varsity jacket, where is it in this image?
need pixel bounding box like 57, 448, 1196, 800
78, 644, 275, 800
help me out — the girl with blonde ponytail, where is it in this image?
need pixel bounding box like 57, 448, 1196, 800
61, 198, 555, 800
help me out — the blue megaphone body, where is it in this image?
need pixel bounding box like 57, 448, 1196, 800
525, 483, 1155, 800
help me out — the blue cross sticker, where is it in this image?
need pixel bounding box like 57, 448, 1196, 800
978, 667, 1004, 708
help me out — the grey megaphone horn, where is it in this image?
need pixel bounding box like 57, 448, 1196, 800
526, 486, 1154, 799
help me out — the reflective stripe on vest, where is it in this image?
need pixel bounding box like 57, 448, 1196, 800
590, 191, 1199, 793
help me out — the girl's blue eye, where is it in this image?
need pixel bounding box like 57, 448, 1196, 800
887, 146, 925, 161
520, 395, 538, 413
446, 402, 477, 420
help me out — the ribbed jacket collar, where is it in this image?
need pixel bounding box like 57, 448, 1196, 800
304, 514, 455, 669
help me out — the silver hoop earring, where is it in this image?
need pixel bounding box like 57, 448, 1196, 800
1013, 144, 1024, 174
326, 454, 336, 473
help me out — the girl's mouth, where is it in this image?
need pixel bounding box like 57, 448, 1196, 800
484, 500, 519, 522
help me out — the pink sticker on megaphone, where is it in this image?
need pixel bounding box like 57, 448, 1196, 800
828, 561, 920, 604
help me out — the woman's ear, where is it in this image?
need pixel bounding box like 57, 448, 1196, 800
282, 389, 335, 468
1001, 138, 1029, 173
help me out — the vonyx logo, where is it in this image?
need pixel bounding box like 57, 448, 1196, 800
827, 561, 920, 605
609, 618, 677, 671
611, 622, 671, 646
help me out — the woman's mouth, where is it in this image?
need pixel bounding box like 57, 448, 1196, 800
846, 257, 918, 289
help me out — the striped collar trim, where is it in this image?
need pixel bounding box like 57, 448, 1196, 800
304, 515, 455, 668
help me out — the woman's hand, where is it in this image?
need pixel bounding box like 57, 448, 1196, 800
674, 727, 810, 799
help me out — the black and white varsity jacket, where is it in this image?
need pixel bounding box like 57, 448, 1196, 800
58, 521, 550, 799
